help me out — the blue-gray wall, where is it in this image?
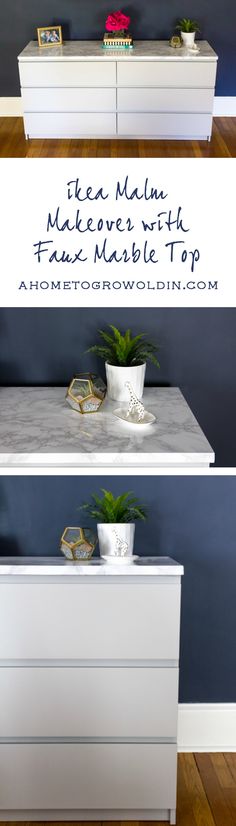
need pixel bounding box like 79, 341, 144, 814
0, 474, 235, 703
0, 2, 235, 97
0, 307, 236, 467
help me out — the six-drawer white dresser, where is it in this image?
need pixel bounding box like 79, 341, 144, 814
18, 40, 218, 140
0, 556, 184, 823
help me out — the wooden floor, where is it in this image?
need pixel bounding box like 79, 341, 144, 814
1, 118, 236, 157
2, 754, 236, 826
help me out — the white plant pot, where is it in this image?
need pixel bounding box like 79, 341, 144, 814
181, 31, 196, 48
97, 523, 135, 558
105, 362, 146, 401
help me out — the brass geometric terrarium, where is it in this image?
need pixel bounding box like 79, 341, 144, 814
60, 526, 97, 560
66, 373, 106, 414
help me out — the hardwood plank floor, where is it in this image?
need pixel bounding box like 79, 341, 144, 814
0, 118, 236, 157
1, 754, 236, 826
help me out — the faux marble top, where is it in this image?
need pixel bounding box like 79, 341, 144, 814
0, 556, 184, 578
19, 40, 217, 62
0, 386, 214, 467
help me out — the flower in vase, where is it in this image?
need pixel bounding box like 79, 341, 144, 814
105, 10, 131, 32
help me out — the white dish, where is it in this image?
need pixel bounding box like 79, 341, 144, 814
101, 555, 139, 565
113, 408, 156, 426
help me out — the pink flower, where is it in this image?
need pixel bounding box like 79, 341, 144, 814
105, 10, 130, 32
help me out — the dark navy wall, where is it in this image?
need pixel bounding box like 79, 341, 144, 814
0, 307, 236, 467
0, 2, 235, 96
0, 474, 236, 702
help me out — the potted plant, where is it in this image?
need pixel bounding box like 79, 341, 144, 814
176, 18, 200, 48
82, 488, 147, 558
87, 325, 160, 401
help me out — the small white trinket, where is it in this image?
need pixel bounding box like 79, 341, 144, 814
125, 381, 145, 422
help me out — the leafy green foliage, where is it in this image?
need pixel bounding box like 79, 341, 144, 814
87, 325, 160, 368
176, 18, 200, 33
81, 489, 147, 524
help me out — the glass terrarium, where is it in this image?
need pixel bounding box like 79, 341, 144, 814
66, 373, 106, 414
60, 526, 97, 560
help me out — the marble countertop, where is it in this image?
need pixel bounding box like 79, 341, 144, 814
0, 556, 184, 577
19, 40, 218, 62
0, 386, 214, 467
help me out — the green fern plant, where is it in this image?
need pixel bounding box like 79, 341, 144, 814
81, 489, 147, 523
176, 18, 200, 33
87, 325, 160, 368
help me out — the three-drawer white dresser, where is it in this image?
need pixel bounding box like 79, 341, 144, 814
0, 556, 183, 823
18, 40, 218, 140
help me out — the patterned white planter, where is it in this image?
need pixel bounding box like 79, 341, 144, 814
105, 362, 146, 401
181, 31, 196, 48
97, 523, 135, 558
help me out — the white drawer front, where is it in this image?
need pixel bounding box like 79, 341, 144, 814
19, 60, 116, 88
22, 87, 116, 112
0, 743, 177, 809
118, 112, 212, 138
0, 583, 181, 660
24, 112, 116, 137
0, 667, 178, 738
117, 87, 214, 113
117, 60, 217, 88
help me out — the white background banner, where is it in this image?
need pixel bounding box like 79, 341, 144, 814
0, 157, 235, 307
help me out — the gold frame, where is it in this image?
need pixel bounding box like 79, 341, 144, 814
37, 26, 63, 48
66, 373, 106, 414
60, 526, 97, 560
61, 526, 85, 551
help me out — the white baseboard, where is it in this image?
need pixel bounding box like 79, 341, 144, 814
0, 97, 23, 116
213, 96, 236, 116
1, 96, 236, 118
178, 703, 236, 752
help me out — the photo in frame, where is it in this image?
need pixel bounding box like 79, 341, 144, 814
37, 26, 62, 47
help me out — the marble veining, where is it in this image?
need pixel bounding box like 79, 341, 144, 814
0, 386, 214, 467
0, 556, 184, 577
0, 387, 214, 466
19, 40, 218, 62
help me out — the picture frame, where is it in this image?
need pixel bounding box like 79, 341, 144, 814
37, 26, 62, 48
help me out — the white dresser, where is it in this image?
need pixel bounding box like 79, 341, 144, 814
0, 556, 183, 823
18, 40, 218, 140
